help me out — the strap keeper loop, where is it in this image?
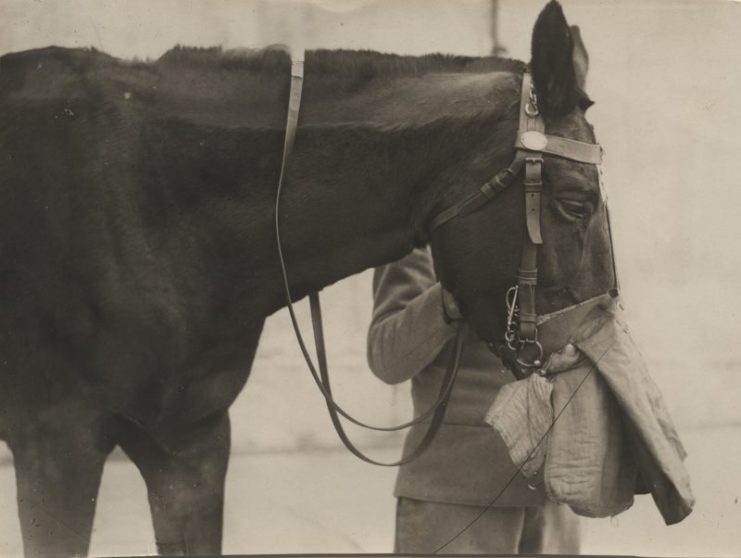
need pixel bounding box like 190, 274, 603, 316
480, 181, 496, 199
518, 268, 538, 282
519, 311, 537, 322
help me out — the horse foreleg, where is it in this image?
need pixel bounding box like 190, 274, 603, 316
9, 409, 112, 558
118, 410, 230, 555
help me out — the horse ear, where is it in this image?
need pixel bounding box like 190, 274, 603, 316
530, 0, 582, 117
570, 25, 589, 91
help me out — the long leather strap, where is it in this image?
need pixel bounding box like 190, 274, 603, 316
517, 74, 544, 345
274, 52, 465, 464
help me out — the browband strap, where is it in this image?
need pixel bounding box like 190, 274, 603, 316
515, 133, 602, 165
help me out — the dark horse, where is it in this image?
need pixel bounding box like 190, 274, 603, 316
0, 2, 615, 556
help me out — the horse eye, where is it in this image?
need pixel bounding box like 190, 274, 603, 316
554, 198, 594, 221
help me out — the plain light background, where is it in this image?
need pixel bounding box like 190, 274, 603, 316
1, 1, 740, 556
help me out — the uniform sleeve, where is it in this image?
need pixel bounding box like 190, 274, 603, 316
367, 247, 459, 384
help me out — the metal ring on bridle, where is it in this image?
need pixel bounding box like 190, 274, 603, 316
515, 339, 544, 369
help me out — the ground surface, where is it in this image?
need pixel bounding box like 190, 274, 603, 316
0, 426, 739, 557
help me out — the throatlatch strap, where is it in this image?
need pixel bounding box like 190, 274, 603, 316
429, 154, 525, 231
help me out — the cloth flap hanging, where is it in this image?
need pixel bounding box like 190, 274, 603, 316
545, 356, 637, 517
484, 373, 553, 480
573, 299, 694, 525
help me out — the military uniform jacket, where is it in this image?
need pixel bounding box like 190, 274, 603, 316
367, 247, 545, 507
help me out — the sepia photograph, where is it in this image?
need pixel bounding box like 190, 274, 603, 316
0, 0, 739, 556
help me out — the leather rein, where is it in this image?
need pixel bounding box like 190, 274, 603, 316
275, 57, 610, 465
274, 56, 464, 467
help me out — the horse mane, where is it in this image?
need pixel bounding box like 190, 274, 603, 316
156, 45, 526, 78
1, 45, 525, 133
1, 44, 524, 74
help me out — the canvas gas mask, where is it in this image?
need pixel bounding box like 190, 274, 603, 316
486, 290, 694, 525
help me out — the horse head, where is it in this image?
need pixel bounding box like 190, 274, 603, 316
430, 1, 616, 370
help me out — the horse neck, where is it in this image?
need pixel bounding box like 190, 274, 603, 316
264, 111, 508, 315
135, 61, 519, 318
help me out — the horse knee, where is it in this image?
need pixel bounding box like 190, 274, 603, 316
119, 412, 230, 555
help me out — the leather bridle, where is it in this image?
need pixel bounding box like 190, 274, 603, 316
429, 72, 612, 378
